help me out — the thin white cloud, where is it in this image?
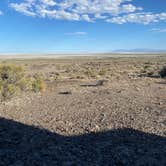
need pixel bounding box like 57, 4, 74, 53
0, 10, 3, 15
10, 2, 36, 16
9, 0, 141, 22
65, 32, 87, 36
150, 28, 166, 33
43, 0, 56, 6
9, 0, 166, 24
82, 14, 93, 22
107, 12, 166, 24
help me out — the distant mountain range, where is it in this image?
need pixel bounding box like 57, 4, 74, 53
113, 49, 166, 53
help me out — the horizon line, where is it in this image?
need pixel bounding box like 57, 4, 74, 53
0, 51, 166, 56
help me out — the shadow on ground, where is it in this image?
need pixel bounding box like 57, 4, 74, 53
0, 117, 165, 166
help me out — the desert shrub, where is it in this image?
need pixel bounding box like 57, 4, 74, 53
0, 65, 24, 101
84, 69, 97, 78
146, 71, 154, 77
76, 75, 85, 79
32, 75, 46, 92
54, 72, 61, 80
0, 65, 24, 84
141, 69, 147, 74
98, 69, 107, 76
0, 84, 19, 100
0, 64, 46, 101
159, 66, 166, 78
144, 65, 150, 69
16, 78, 32, 91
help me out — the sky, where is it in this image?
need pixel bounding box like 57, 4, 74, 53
0, 0, 166, 54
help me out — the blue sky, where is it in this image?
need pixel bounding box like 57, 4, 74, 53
0, 0, 166, 53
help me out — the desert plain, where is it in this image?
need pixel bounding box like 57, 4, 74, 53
0, 54, 166, 165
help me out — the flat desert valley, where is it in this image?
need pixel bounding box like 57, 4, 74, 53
0, 54, 166, 165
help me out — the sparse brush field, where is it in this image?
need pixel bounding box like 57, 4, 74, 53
0, 56, 166, 165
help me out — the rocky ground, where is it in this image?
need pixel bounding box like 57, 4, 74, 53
0, 56, 166, 165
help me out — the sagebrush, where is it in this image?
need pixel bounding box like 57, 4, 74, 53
0, 64, 45, 101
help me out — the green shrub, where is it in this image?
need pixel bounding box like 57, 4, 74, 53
0, 84, 19, 100
98, 69, 107, 76
16, 78, 32, 91
0, 64, 46, 101
144, 65, 150, 69
0, 65, 24, 84
147, 71, 154, 77
159, 66, 166, 78
84, 69, 97, 78
32, 75, 46, 92
0, 65, 24, 101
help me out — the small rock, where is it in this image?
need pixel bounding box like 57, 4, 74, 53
59, 91, 72, 95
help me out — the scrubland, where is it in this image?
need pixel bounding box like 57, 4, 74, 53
0, 55, 166, 165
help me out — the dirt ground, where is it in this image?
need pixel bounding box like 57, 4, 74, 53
0, 56, 166, 165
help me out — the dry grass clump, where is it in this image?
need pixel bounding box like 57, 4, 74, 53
0, 64, 45, 101
0, 84, 19, 101
32, 74, 46, 92
84, 68, 107, 79
98, 69, 107, 76
84, 69, 98, 79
